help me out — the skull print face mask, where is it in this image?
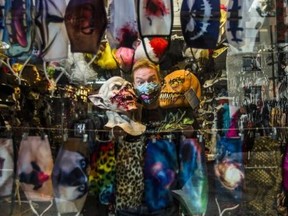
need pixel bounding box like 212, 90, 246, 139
159, 70, 201, 109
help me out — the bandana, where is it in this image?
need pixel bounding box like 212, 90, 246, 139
52, 137, 90, 215
135, 81, 161, 105
181, 0, 220, 49
144, 138, 178, 211
172, 138, 208, 215
3, 0, 35, 57
34, 0, 68, 61
65, 0, 107, 53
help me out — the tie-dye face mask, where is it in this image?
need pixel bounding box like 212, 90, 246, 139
89, 139, 115, 205
144, 138, 178, 211
172, 138, 208, 215
17, 135, 54, 215
52, 137, 90, 215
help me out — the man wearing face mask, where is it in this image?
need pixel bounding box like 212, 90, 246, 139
132, 58, 164, 129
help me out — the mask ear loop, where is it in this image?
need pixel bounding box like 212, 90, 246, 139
136, 0, 173, 65
29, 200, 53, 216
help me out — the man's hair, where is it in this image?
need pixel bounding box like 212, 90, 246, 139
132, 58, 161, 81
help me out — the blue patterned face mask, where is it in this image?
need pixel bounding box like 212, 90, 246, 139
135, 82, 161, 105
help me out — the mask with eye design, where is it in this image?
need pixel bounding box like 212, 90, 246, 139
89, 76, 138, 113
159, 70, 201, 109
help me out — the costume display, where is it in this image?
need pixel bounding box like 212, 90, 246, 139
0, 0, 287, 215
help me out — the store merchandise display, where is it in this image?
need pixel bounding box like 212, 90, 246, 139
0, 0, 287, 216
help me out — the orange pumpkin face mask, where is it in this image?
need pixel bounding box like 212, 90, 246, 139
159, 70, 201, 109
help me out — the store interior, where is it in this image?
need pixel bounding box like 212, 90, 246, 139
0, 0, 287, 215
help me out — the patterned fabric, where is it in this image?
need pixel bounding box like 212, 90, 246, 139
144, 138, 178, 211
214, 137, 244, 204
181, 0, 220, 49
65, 0, 107, 54
245, 136, 282, 215
52, 137, 90, 215
116, 138, 145, 210
172, 138, 208, 215
89, 140, 115, 205
3, 0, 35, 57
17, 136, 53, 202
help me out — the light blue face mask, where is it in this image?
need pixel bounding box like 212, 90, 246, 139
135, 81, 161, 105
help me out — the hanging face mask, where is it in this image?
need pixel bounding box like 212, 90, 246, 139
3, 0, 35, 57
52, 137, 90, 215
172, 138, 208, 215
89, 139, 115, 205
0, 138, 14, 198
65, 0, 107, 54
181, 0, 220, 49
144, 138, 178, 211
34, 0, 68, 61
135, 81, 161, 105
226, 0, 265, 53
214, 137, 244, 206
136, 0, 173, 63
17, 135, 54, 215
106, 0, 138, 49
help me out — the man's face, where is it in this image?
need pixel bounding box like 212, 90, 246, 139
133, 67, 160, 87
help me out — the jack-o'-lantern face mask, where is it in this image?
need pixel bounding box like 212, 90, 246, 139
88, 76, 138, 113
159, 70, 201, 109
